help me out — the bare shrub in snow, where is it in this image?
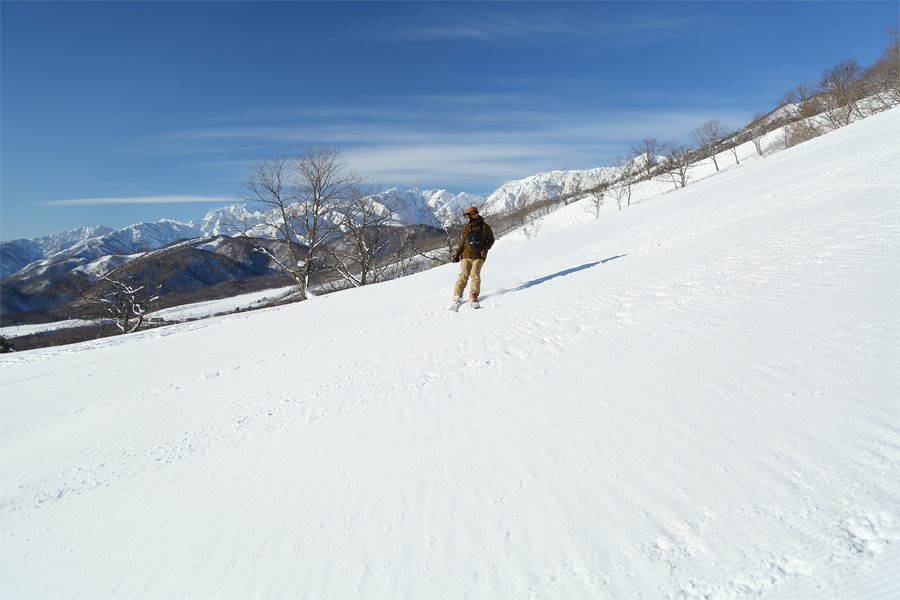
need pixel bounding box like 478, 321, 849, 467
786, 117, 823, 148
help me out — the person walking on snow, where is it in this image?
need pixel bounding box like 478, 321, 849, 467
450, 206, 494, 310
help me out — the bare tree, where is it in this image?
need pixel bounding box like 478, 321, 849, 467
778, 80, 821, 121
611, 155, 636, 207
660, 142, 694, 190
514, 191, 555, 238
583, 182, 607, 219
291, 146, 365, 297
562, 171, 584, 205
630, 137, 661, 181
237, 146, 365, 300
546, 170, 568, 205
515, 171, 566, 237
608, 183, 627, 211
819, 59, 866, 127
235, 156, 307, 292
785, 116, 822, 148
77, 254, 184, 334
777, 81, 824, 148
382, 224, 431, 278
325, 188, 399, 287
745, 113, 768, 156
689, 119, 729, 172
723, 127, 741, 165
412, 200, 456, 262
539, 169, 583, 207
520, 209, 544, 239
864, 24, 900, 109
548, 169, 609, 207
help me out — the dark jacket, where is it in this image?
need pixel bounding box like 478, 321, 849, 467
455, 216, 495, 261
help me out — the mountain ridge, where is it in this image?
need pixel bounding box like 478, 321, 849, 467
1, 169, 612, 283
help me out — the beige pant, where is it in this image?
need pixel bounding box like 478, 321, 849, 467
454, 258, 485, 297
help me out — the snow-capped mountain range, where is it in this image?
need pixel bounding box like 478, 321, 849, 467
0, 168, 615, 282
1, 207, 251, 280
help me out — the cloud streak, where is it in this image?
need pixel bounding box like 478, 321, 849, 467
394, 9, 697, 44
146, 101, 753, 196
39, 196, 234, 206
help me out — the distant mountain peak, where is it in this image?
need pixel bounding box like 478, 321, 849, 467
0, 170, 609, 292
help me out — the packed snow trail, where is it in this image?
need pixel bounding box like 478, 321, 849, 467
1, 108, 898, 599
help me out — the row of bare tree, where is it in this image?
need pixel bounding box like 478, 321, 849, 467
483, 24, 899, 240
601, 24, 900, 197
773, 34, 899, 149
60, 147, 460, 337
232, 145, 456, 300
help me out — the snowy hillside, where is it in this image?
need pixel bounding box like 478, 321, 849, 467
482, 166, 618, 215
1, 107, 898, 599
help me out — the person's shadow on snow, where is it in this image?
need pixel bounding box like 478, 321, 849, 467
495, 255, 627, 296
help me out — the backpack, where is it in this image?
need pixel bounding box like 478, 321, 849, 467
466, 224, 487, 251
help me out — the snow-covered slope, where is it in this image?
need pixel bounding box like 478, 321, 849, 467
1, 108, 898, 599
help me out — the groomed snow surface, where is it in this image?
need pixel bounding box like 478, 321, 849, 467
2, 108, 899, 599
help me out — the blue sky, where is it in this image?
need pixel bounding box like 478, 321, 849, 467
1, 1, 895, 241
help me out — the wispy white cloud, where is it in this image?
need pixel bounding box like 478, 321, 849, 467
145, 95, 753, 195
406, 20, 572, 42
39, 196, 234, 206
394, 10, 697, 44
